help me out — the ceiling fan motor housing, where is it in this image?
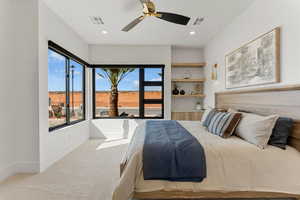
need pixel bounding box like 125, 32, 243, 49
144, 2, 156, 14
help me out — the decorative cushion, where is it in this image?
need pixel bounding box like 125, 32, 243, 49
268, 117, 294, 150
201, 108, 213, 125
202, 109, 217, 128
222, 113, 243, 138
235, 112, 279, 149
207, 111, 242, 138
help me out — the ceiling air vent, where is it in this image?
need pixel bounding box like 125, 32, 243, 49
90, 16, 104, 25
193, 17, 204, 26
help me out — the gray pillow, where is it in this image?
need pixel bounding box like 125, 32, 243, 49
268, 117, 293, 150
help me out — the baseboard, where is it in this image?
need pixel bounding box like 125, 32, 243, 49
40, 135, 89, 172
0, 163, 16, 182
0, 162, 40, 182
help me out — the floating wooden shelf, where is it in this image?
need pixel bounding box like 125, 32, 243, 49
172, 78, 205, 83
172, 94, 205, 98
171, 111, 204, 121
172, 63, 206, 68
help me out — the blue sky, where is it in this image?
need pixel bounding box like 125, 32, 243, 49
48, 49, 162, 92
95, 68, 162, 91
48, 49, 83, 92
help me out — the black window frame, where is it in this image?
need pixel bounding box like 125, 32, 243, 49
48, 41, 87, 132
92, 64, 164, 119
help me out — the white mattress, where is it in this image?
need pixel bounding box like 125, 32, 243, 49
113, 121, 300, 200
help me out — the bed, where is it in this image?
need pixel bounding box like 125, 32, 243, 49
113, 85, 300, 200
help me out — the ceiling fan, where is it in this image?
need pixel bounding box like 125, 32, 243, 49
122, 0, 191, 32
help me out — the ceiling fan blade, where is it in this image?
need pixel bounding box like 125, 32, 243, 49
156, 12, 190, 25
122, 16, 145, 32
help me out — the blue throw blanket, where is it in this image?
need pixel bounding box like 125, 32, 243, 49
143, 120, 207, 182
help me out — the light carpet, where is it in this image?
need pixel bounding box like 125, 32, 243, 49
0, 139, 128, 200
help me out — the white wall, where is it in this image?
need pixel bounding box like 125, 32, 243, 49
90, 119, 140, 140
38, 1, 90, 172
0, 0, 42, 180
171, 47, 205, 112
0, 0, 16, 181
172, 47, 205, 63
204, 0, 300, 107
15, 0, 40, 173
89, 45, 172, 119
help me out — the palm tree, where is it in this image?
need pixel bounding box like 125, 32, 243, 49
97, 68, 135, 117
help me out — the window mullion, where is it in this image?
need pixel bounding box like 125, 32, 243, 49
162, 67, 165, 119
66, 58, 70, 125
139, 68, 145, 118
92, 69, 96, 119
82, 65, 86, 121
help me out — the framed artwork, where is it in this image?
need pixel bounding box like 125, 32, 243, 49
225, 27, 280, 89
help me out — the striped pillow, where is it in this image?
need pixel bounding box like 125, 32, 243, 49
202, 109, 217, 128
201, 108, 213, 125
207, 111, 242, 138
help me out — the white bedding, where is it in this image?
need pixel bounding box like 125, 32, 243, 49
112, 121, 300, 200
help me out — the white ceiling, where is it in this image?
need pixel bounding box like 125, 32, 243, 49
43, 0, 253, 47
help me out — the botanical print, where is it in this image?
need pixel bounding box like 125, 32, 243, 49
225, 28, 280, 89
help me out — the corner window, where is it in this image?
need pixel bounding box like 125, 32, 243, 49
93, 65, 164, 119
48, 47, 85, 131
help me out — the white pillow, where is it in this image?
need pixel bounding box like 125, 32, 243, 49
235, 112, 279, 149
201, 108, 213, 125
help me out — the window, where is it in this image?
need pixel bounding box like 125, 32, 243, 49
48, 46, 85, 131
93, 65, 164, 119
48, 50, 67, 128
69, 60, 85, 122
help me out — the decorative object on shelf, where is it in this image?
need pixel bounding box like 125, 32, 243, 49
211, 64, 218, 80
225, 27, 280, 89
183, 70, 192, 79
195, 102, 203, 111
194, 83, 202, 95
180, 89, 186, 95
172, 84, 180, 95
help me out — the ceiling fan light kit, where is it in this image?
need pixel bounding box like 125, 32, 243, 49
122, 0, 191, 32
189, 31, 196, 35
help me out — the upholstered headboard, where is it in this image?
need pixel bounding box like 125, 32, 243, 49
215, 85, 300, 152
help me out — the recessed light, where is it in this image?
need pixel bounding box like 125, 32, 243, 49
189, 31, 196, 35
90, 16, 104, 25
101, 30, 108, 35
